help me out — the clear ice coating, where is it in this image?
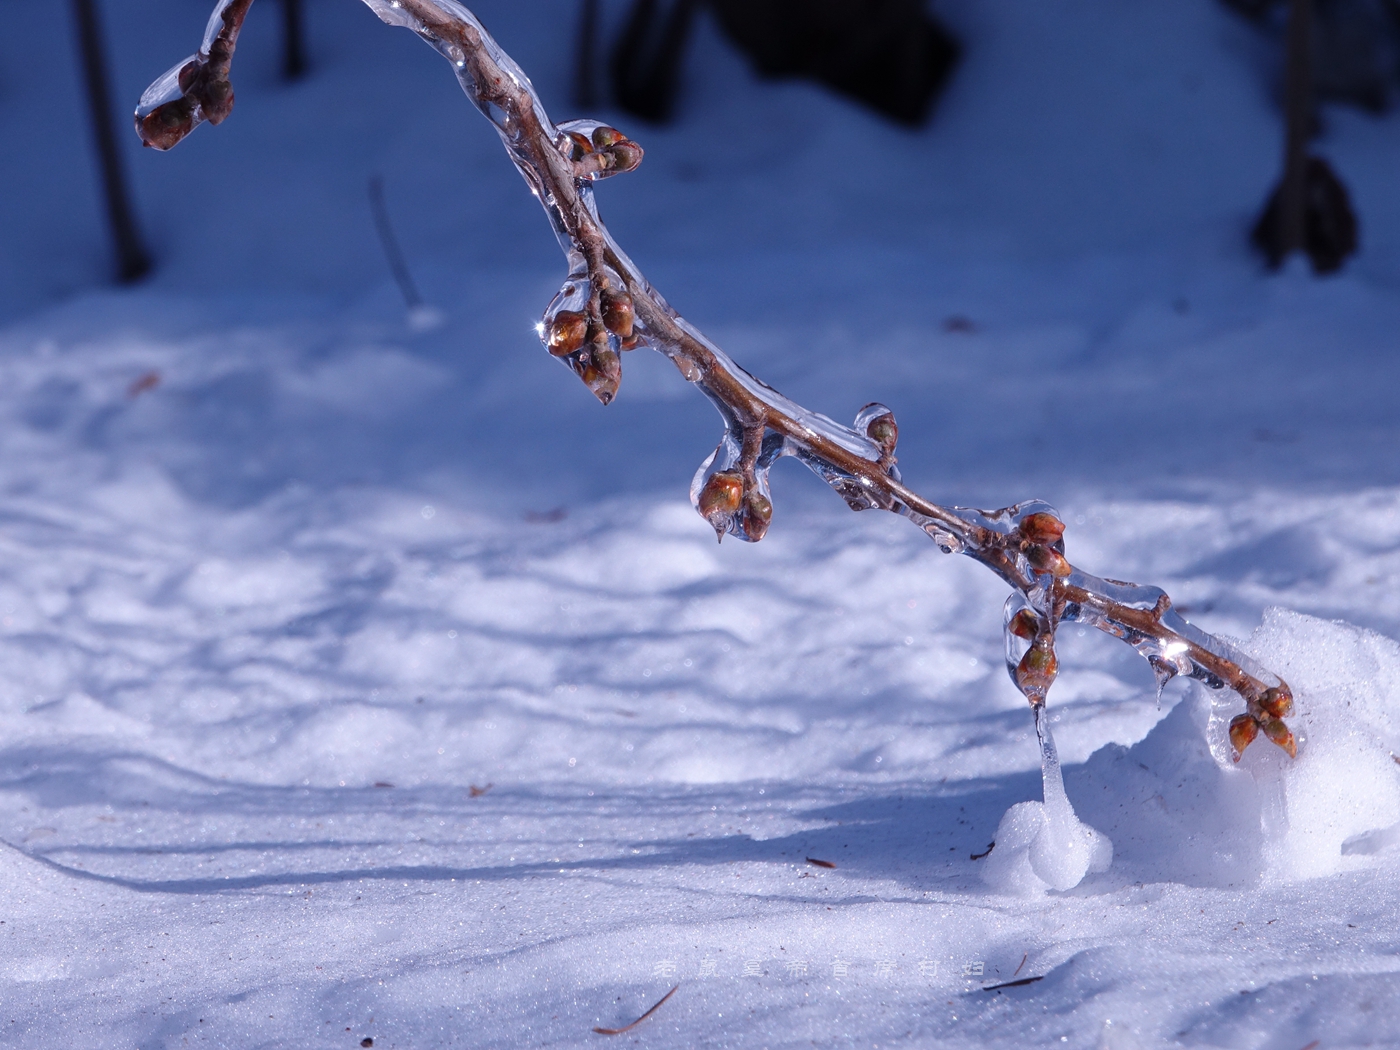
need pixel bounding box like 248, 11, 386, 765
1060, 568, 1284, 699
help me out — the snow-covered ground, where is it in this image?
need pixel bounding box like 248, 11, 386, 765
2, 0, 1400, 1046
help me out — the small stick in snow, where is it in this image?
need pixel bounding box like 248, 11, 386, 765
368, 175, 443, 332
982, 975, 1043, 992
1012, 953, 1027, 977
127, 371, 161, 398
970, 841, 995, 861
805, 857, 836, 869
469, 783, 493, 797
592, 984, 678, 1036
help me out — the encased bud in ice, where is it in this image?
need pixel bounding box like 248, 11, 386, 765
1260, 717, 1298, 758
547, 311, 588, 356
1259, 685, 1293, 719
1015, 641, 1058, 699
566, 131, 594, 160
1018, 512, 1066, 546
865, 412, 898, 457
604, 140, 644, 174
1007, 609, 1040, 640
138, 95, 199, 150
591, 126, 626, 149
1024, 544, 1072, 577
600, 291, 635, 338
579, 345, 620, 405
1229, 713, 1259, 760
697, 471, 743, 539
740, 489, 773, 542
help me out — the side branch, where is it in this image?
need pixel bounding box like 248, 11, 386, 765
135, 0, 1296, 760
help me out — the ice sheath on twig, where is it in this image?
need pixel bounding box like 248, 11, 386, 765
132, 0, 1298, 761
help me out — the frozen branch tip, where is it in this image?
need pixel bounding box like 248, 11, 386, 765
134, 0, 1296, 763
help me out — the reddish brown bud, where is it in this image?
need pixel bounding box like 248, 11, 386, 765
606, 141, 644, 174
137, 95, 198, 151
865, 412, 898, 456
580, 346, 620, 405
600, 291, 635, 338
1015, 642, 1058, 698
697, 471, 743, 539
1260, 717, 1297, 758
1019, 512, 1066, 546
1024, 544, 1072, 578
1008, 609, 1040, 640
741, 490, 773, 542
591, 125, 625, 149
1259, 685, 1293, 719
546, 311, 588, 356
1229, 714, 1260, 761
566, 131, 594, 160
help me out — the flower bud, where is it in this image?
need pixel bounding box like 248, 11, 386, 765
1024, 544, 1071, 577
1260, 717, 1297, 758
601, 291, 635, 338
546, 311, 588, 356
580, 346, 620, 405
1015, 642, 1058, 698
568, 131, 594, 154
1018, 512, 1065, 546
865, 412, 898, 457
606, 141, 644, 174
1007, 609, 1039, 640
1259, 685, 1293, 719
740, 490, 773, 542
1229, 713, 1259, 760
697, 471, 743, 539
591, 125, 625, 149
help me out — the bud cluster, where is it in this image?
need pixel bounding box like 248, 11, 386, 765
540, 271, 639, 405
1229, 684, 1297, 760
558, 121, 645, 180
694, 468, 773, 542
1004, 598, 1058, 706
1016, 512, 1071, 579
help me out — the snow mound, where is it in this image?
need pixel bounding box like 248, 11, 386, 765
980, 793, 1113, 895
1238, 608, 1400, 880
1070, 609, 1400, 889
982, 708, 1113, 895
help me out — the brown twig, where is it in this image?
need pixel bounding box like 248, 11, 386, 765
982, 975, 1043, 992
134, 0, 1298, 760
592, 984, 678, 1035
805, 857, 836, 869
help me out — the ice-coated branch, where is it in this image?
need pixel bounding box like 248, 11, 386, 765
134, 0, 1297, 760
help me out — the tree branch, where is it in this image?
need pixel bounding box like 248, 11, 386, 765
134, 0, 1297, 759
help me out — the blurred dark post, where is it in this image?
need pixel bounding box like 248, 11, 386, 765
1251, 0, 1357, 272
1279, 0, 1313, 259
611, 0, 699, 123
575, 0, 599, 108
71, 0, 151, 283
281, 0, 308, 80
